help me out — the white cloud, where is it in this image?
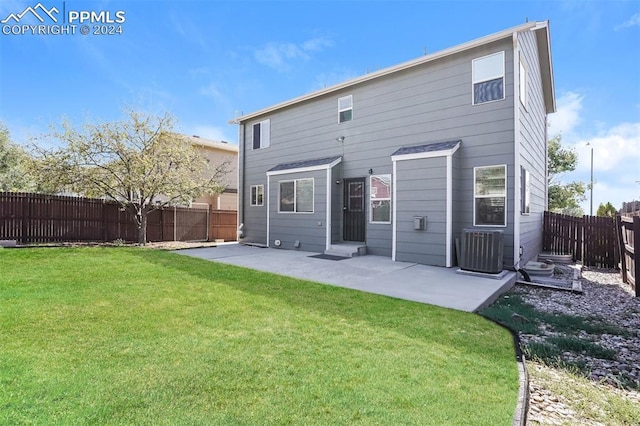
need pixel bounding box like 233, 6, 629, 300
565, 122, 640, 212
547, 91, 584, 139
615, 13, 640, 30
199, 83, 222, 99
573, 122, 640, 173
254, 36, 333, 72
301, 36, 334, 52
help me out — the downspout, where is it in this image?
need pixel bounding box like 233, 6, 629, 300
237, 123, 245, 239
513, 31, 522, 270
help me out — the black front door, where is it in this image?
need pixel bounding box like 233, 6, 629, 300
343, 177, 365, 242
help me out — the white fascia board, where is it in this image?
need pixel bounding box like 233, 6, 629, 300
266, 157, 342, 177
230, 22, 539, 124
446, 155, 453, 267
326, 168, 332, 252
266, 177, 270, 248
391, 160, 398, 262
531, 22, 556, 114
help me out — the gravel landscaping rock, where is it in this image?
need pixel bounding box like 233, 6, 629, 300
510, 266, 640, 424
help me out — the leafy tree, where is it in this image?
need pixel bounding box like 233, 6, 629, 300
0, 124, 36, 191
596, 202, 617, 218
32, 111, 231, 244
547, 134, 587, 215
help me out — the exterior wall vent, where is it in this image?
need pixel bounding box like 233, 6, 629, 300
459, 229, 504, 273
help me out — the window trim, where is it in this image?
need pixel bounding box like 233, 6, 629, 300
369, 174, 392, 224
252, 119, 270, 150
473, 164, 507, 227
521, 167, 530, 215
250, 185, 264, 207
278, 178, 314, 214
519, 54, 527, 109
472, 51, 505, 105
338, 95, 353, 123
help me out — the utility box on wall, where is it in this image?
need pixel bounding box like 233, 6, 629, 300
413, 216, 426, 230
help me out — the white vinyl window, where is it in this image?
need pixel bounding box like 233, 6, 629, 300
474, 165, 507, 226
370, 174, 391, 223
338, 95, 353, 123
279, 178, 314, 213
521, 167, 530, 214
472, 51, 505, 105
519, 55, 527, 108
250, 185, 263, 206
252, 119, 270, 150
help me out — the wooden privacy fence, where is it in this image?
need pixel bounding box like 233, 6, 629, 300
543, 211, 619, 268
616, 215, 639, 296
0, 192, 237, 244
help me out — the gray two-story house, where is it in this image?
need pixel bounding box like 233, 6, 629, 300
232, 21, 555, 269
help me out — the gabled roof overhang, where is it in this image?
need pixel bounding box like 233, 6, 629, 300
230, 21, 556, 124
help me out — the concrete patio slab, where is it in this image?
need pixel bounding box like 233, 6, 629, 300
173, 244, 516, 312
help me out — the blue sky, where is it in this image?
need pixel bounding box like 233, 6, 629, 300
1, 0, 639, 212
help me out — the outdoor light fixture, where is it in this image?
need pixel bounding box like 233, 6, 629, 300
368, 168, 373, 175
336, 136, 345, 143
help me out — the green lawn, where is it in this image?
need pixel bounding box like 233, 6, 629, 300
0, 247, 518, 425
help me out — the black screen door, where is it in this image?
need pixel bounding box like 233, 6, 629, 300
343, 177, 365, 242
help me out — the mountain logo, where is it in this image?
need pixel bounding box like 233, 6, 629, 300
1, 3, 59, 24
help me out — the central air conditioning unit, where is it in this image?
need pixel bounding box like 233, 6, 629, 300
459, 229, 504, 274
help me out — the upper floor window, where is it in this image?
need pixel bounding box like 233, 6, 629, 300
338, 95, 353, 123
252, 119, 270, 150
474, 164, 506, 226
519, 55, 527, 109
472, 51, 505, 105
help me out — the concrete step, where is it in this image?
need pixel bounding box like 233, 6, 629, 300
325, 244, 367, 258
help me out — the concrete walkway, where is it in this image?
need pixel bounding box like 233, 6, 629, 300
173, 243, 516, 312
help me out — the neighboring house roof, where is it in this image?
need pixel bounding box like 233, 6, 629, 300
185, 135, 238, 153
231, 21, 555, 124
391, 140, 461, 156
267, 155, 343, 173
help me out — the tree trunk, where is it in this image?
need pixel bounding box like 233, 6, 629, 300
138, 211, 147, 245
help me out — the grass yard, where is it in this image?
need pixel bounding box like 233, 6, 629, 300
1, 248, 518, 424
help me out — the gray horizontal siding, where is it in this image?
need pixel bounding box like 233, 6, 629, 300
395, 157, 447, 266
517, 30, 549, 264
268, 169, 327, 253
240, 37, 517, 265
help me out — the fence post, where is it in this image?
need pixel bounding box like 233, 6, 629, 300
616, 215, 627, 282
21, 193, 29, 244
634, 217, 640, 297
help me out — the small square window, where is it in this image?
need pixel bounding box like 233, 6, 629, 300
338, 95, 353, 123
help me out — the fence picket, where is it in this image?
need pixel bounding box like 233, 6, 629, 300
0, 192, 236, 244
543, 211, 619, 268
